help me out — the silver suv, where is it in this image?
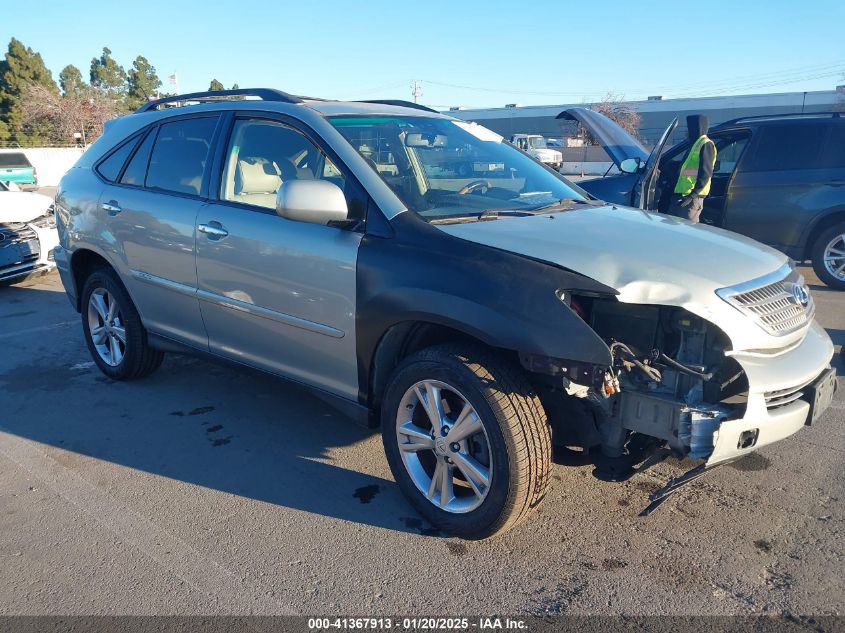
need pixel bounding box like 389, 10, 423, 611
55, 89, 837, 538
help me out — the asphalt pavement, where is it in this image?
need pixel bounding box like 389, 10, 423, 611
0, 268, 843, 616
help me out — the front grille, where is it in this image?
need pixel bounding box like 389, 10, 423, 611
0, 222, 38, 246
717, 265, 814, 337
764, 377, 814, 409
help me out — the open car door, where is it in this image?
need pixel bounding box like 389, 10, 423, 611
633, 117, 678, 210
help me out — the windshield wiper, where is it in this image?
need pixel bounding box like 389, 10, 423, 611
476, 209, 536, 221
428, 209, 539, 225
530, 197, 605, 212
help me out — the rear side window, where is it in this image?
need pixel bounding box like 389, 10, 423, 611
97, 136, 140, 182
120, 131, 156, 186
0, 152, 31, 168
744, 124, 828, 171
819, 124, 845, 169
145, 117, 218, 195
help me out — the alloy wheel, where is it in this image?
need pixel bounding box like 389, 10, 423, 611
395, 379, 492, 513
87, 288, 126, 367
823, 233, 845, 281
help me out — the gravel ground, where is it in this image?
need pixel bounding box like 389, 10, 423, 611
0, 267, 842, 616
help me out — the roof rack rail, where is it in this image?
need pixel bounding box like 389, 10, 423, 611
357, 100, 439, 114
715, 111, 841, 127
135, 88, 303, 113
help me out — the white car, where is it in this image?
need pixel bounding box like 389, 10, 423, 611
510, 134, 563, 170
0, 180, 59, 284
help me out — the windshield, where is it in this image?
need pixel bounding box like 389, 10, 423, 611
328, 116, 584, 220
528, 136, 547, 149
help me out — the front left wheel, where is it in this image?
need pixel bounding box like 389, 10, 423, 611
80, 267, 164, 380
381, 344, 551, 539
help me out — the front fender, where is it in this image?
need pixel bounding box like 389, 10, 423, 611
356, 213, 615, 404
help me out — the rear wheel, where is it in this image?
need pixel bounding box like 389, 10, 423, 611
811, 223, 845, 290
381, 344, 551, 539
81, 267, 164, 380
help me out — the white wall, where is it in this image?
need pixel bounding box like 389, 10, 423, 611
0, 147, 85, 187
560, 161, 615, 176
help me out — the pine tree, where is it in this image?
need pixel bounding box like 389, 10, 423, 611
90, 47, 126, 96
209, 79, 225, 91
126, 55, 161, 109
59, 64, 86, 97
0, 38, 58, 145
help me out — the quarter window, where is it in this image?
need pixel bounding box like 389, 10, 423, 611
96, 136, 140, 182
145, 117, 218, 195
220, 119, 345, 210
119, 130, 156, 186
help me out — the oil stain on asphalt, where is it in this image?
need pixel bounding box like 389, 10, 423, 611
353, 484, 380, 504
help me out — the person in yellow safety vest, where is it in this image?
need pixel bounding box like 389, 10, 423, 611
668, 114, 717, 224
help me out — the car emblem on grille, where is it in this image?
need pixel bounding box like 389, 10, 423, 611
791, 283, 810, 308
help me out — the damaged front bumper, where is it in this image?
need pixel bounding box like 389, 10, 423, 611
706, 320, 835, 465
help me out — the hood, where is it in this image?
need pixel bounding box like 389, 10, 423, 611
438, 205, 797, 351
557, 107, 648, 169
686, 114, 708, 141
0, 190, 53, 223
531, 148, 562, 159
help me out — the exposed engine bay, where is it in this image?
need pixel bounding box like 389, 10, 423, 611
522, 294, 750, 481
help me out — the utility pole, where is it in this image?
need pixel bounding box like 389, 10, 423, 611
410, 80, 422, 104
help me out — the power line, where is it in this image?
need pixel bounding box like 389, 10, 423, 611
420, 60, 845, 101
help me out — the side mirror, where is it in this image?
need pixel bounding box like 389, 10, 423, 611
619, 157, 641, 174
275, 180, 348, 226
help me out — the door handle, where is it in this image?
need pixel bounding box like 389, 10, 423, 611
101, 201, 122, 215
198, 222, 229, 239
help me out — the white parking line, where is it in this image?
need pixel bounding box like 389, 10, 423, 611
0, 320, 77, 340
0, 430, 297, 615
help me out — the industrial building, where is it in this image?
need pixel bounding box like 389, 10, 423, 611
446, 89, 844, 146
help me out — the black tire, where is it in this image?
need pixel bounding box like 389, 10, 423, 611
381, 344, 551, 539
80, 267, 164, 380
811, 223, 845, 290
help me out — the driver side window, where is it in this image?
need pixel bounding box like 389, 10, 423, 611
220, 119, 345, 210
713, 134, 750, 175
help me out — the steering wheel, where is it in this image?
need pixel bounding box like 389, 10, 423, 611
457, 180, 491, 195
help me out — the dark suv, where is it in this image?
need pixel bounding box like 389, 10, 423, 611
568, 110, 845, 289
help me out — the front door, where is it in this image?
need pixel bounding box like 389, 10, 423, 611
195, 116, 363, 399
699, 132, 751, 227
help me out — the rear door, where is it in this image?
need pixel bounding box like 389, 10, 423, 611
97, 114, 221, 348
723, 120, 834, 254
195, 114, 364, 399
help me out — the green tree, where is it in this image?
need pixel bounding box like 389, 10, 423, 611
90, 47, 126, 96
231, 83, 239, 90
208, 78, 224, 91
0, 38, 58, 145
59, 64, 86, 97
126, 55, 161, 109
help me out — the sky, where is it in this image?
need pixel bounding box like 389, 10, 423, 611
2, 0, 844, 108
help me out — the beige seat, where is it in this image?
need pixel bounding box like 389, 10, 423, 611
233, 158, 282, 208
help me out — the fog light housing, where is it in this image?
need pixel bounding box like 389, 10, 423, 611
737, 429, 759, 450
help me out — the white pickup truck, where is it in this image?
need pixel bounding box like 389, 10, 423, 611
510, 134, 563, 171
